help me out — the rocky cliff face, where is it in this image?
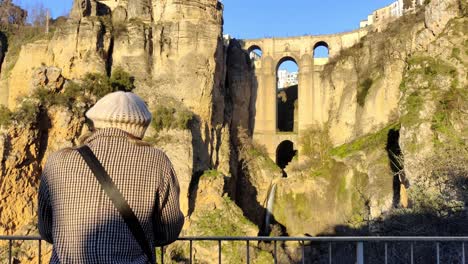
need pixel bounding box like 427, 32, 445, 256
0, 1, 231, 262
0, 0, 466, 262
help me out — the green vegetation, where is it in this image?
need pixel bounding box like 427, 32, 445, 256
357, 78, 373, 107
201, 169, 222, 179
3, 68, 136, 127
80, 67, 135, 99
151, 104, 194, 132
451, 47, 461, 61
299, 127, 332, 167
195, 196, 256, 237
0, 105, 12, 126
236, 126, 280, 173
330, 123, 400, 158
431, 86, 467, 146
401, 56, 458, 92
400, 91, 424, 127
12, 99, 39, 125
399, 54, 464, 146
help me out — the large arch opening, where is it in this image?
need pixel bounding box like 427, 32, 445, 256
276, 57, 299, 132
313, 41, 329, 64
248, 45, 263, 62
276, 140, 297, 177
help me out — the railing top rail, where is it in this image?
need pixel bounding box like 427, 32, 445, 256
1, 236, 468, 242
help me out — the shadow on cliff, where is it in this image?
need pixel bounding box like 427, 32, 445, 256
188, 34, 227, 217
187, 117, 211, 217
222, 39, 271, 231
292, 176, 468, 264
0, 31, 7, 70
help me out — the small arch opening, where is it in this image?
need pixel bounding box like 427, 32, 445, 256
276, 58, 299, 132
313, 41, 329, 59
248, 45, 263, 61
276, 140, 297, 177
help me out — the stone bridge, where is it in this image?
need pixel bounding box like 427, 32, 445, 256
239, 28, 369, 165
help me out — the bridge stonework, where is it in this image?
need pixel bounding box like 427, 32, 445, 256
240, 28, 369, 161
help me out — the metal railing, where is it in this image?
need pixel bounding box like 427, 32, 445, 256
1, 236, 467, 264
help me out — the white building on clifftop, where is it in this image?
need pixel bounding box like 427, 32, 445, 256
360, 0, 424, 29
277, 70, 298, 89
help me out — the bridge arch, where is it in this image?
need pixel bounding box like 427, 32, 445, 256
276, 57, 299, 132
313, 41, 330, 58
276, 56, 299, 72
248, 45, 263, 61
276, 140, 297, 175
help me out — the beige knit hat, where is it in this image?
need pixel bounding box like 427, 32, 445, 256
85, 91, 152, 139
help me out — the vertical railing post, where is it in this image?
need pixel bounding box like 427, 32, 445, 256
190, 240, 193, 264
161, 246, 164, 264
39, 239, 42, 264
218, 240, 221, 264
410, 243, 414, 264
356, 242, 364, 264
384, 242, 388, 264
301, 241, 305, 264
8, 240, 12, 264
436, 242, 440, 264
246, 240, 250, 264
462, 242, 465, 264
274, 240, 277, 264
328, 242, 332, 264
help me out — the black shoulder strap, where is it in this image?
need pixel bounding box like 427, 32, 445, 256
77, 145, 155, 264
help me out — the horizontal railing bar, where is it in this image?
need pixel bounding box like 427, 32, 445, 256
2, 236, 468, 242
179, 237, 468, 242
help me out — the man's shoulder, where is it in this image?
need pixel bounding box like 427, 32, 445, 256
133, 144, 172, 166
143, 146, 171, 163
44, 147, 81, 166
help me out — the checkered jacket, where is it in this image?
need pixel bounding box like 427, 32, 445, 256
38, 128, 184, 263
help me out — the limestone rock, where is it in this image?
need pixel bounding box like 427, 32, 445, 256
7, 18, 111, 108
399, 16, 467, 185
126, 0, 152, 21
148, 0, 224, 121
111, 21, 153, 83
70, 0, 92, 20
425, 0, 461, 36
112, 5, 128, 23
32, 66, 65, 92
152, 129, 193, 216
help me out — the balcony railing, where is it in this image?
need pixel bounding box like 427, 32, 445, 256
1, 236, 467, 264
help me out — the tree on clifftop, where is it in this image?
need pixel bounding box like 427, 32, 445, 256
0, 0, 27, 27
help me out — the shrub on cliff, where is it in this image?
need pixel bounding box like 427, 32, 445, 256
151, 105, 193, 132
375, 146, 468, 236
81, 67, 135, 99
0, 105, 12, 126
11, 99, 39, 125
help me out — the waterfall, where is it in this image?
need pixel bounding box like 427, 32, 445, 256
264, 183, 277, 235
